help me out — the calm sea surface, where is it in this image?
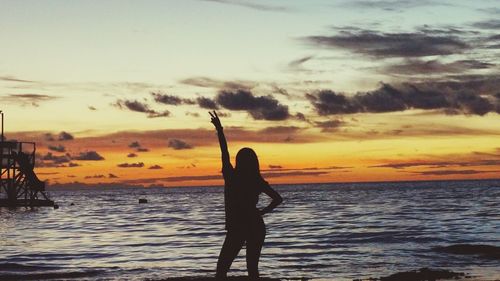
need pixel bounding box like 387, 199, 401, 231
1, 180, 499, 280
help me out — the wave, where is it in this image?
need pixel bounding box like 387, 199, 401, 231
0, 270, 103, 280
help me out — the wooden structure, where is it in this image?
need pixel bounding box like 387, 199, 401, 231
0, 111, 54, 207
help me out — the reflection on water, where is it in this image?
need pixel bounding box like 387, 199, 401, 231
0, 180, 499, 280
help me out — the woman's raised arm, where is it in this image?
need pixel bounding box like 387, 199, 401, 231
209, 111, 231, 170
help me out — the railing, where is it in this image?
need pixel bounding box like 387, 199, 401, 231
0, 141, 36, 169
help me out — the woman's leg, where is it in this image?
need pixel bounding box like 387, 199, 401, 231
246, 219, 266, 278
216, 230, 245, 279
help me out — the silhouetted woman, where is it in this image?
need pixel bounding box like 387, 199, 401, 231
210, 111, 283, 279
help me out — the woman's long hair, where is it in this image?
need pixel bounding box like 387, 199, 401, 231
235, 147, 263, 183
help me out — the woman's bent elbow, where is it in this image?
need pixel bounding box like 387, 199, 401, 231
275, 197, 283, 206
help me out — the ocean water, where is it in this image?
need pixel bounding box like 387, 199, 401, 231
0, 180, 499, 281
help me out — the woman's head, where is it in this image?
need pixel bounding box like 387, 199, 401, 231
235, 147, 260, 179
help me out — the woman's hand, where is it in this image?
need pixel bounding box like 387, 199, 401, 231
209, 111, 223, 132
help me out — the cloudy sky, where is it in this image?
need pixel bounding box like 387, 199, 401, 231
1, 0, 499, 187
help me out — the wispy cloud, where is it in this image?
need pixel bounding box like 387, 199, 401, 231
414, 169, 496, 175
368, 150, 500, 178
340, 0, 441, 11
370, 159, 500, 169
288, 55, 315, 71
2, 94, 59, 107
199, 0, 292, 12
381, 59, 494, 75
0, 75, 36, 83
179, 76, 255, 90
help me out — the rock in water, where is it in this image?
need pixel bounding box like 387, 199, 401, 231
433, 244, 500, 259
139, 198, 148, 204
379, 268, 464, 281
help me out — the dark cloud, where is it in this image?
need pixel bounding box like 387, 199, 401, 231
268, 165, 282, 169
314, 119, 345, 132
129, 141, 141, 148
295, 112, 308, 122
117, 162, 145, 168
152, 93, 183, 105
42, 152, 71, 164
307, 80, 499, 116
2, 94, 59, 107
304, 30, 469, 58
145, 110, 171, 118
196, 97, 219, 109
48, 145, 66, 152
152, 92, 195, 105
168, 139, 193, 150
58, 131, 74, 141
148, 165, 163, 170
113, 99, 170, 118
306, 90, 359, 115
382, 59, 494, 75
85, 174, 106, 179
44, 133, 55, 141
472, 19, 500, 29
127, 141, 150, 152
108, 173, 119, 178
127, 153, 138, 158
37, 156, 79, 168
216, 90, 290, 120
73, 151, 105, 161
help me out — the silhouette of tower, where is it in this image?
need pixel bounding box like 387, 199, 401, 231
0, 111, 54, 207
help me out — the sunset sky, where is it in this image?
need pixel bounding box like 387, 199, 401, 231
1, 0, 499, 187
